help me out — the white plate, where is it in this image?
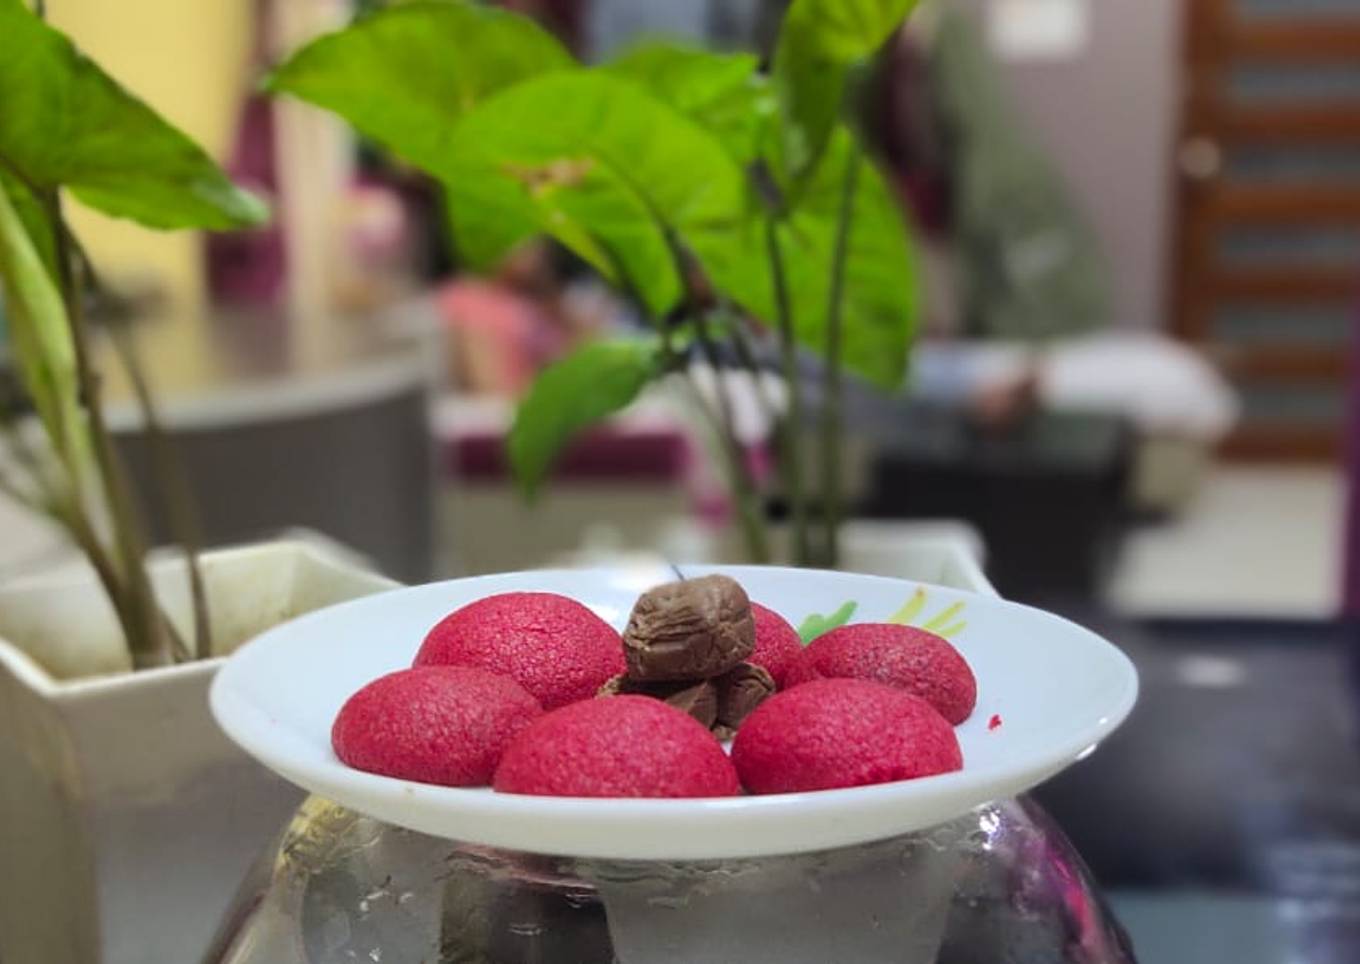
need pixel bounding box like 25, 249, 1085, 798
211, 565, 1137, 860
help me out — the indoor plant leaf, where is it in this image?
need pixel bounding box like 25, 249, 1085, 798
603, 41, 915, 384
265, 0, 572, 172
438, 153, 549, 271
605, 41, 773, 164
0, 167, 58, 281
442, 70, 749, 319
509, 339, 664, 497
266, 0, 574, 268
0, 180, 86, 470
705, 128, 917, 388
0, 0, 266, 229
773, 0, 919, 178
781, 129, 917, 387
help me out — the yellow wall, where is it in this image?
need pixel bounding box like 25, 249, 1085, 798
48, 1, 254, 315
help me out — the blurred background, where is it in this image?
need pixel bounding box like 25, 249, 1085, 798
2, 1, 1359, 961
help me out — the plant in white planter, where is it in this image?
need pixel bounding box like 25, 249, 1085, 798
0, 0, 267, 669
267, 0, 922, 570
0, 4, 397, 962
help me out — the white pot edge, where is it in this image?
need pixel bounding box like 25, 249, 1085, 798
0, 539, 399, 702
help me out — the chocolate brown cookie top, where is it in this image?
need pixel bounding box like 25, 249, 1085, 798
622, 575, 755, 681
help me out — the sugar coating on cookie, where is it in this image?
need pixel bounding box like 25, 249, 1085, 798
493, 694, 741, 798
415, 592, 624, 710
732, 678, 962, 794
332, 665, 543, 786
784, 623, 976, 724
748, 603, 804, 689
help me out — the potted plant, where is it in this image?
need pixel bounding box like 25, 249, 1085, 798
0, 3, 398, 961
267, 0, 922, 570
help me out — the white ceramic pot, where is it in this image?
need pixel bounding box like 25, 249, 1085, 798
0, 540, 397, 964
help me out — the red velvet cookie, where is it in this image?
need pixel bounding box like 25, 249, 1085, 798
332, 666, 542, 786
784, 623, 976, 724
415, 592, 624, 710
732, 678, 963, 794
493, 694, 741, 798
748, 603, 804, 689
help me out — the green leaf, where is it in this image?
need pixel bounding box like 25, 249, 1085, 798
442, 71, 749, 318
509, 339, 663, 497
0, 168, 57, 281
0, 0, 266, 229
266, 1, 572, 173
706, 129, 917, 388
439, 155, 548, 270
266, 0, 573, 267
0, 179, 86, 472
797, 600, 857, 644
773, 0, 918, 178
605, 41, 773, 164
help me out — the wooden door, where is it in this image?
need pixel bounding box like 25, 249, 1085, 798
1174, 0, 1360, 460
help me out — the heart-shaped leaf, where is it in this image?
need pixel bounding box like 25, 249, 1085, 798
0, 0, 265, 229
509, 339, 665, 497
266, 1, 571, 172
773, 0, 919, 178
606, 41, 773, 164
266, 0, 573, 268
441, 71, 749, 318
602, 41, 915, 387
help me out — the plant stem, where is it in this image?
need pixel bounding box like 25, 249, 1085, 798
106, 324, 212, 660
764, 218, 811, 566
66, 230, 213, 660
678, 370, 771, 564
1, 403, 146, 649
59, 499, 139, 626
692, 314, 741, 459
663, 230, 771, 563
819, 142, 863, 570
693, 313, 771, 564
19, 0, 182, 665
718, 307, 780, 427
46, 191, 176, 667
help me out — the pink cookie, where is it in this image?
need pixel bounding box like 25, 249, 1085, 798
415, 592, 625, 710
748, 602, 804, 689
732, 678, 962, 794
332, 666, 542, 786
493, 695, 741, 798
784, 623, 976, 724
